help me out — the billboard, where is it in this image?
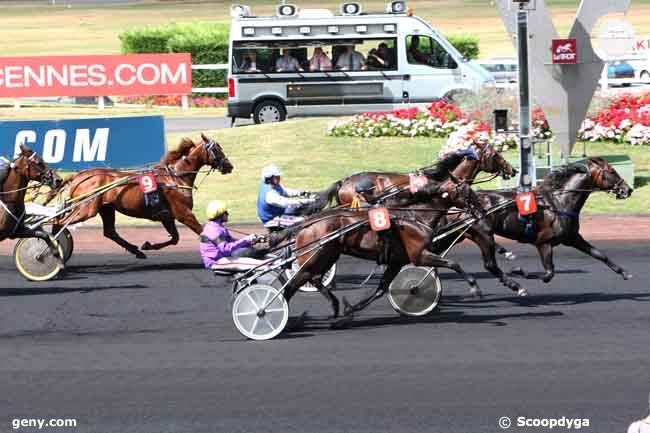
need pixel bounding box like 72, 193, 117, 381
0, 116, 166, 170
0, 53, 192, 98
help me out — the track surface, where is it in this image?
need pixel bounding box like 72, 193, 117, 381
1, 240, 649, 433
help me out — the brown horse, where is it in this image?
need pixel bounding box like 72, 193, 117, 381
50, 134, 233, 259
459, 157, 633, 284
0, 145, 63, 250
276, 178, 484, 318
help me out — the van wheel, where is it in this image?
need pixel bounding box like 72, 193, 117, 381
253, 100, 286, 124
641, 71, 650, 82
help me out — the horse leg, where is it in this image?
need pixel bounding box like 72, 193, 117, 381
141, 217, 179, 251
496, 242, 516, 260
564, 234, 632, 280
537, 243, 555, 283
417, 250, 482, 297
169, 204, 203, 235
12, 227, 63, 264
313, 278, 340, 319
98, 206, 146, 259
342, 262, 402, 316
467, 229, 527, 296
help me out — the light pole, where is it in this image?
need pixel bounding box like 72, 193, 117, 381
515, 0, 535, 191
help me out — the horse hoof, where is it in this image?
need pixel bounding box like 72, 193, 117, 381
517, 288, 529, 297
141, 241, 153, 251
504, 251, 517, 261
134, 251, 147, 259
342, 297, 353, 316
509, 267, 524, 276
623, 272, 632, 280
330, 315, 353, 329
469, 287, 483, 298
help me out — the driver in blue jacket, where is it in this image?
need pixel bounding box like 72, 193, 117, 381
257, 164, 315, 229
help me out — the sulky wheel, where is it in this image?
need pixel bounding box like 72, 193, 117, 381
53, 228, 74, 263
288, 260, 337, 293
388, 266, 442, 317
14, 237, 64, 282
232, 284, 289, 340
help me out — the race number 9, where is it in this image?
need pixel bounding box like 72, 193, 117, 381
369, 207, 391, 231
138, 173, 158, 194
409, 175, 429, 194
516, 191, 537, 216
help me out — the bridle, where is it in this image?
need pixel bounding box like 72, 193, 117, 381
590, 161, 628, 198
0, 152, 58, 195
204, 139, 229, 173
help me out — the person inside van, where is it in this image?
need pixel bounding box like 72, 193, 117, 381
335, 45, 366, 71
309, 47, 332, 72
241, 50, 262, 73
407, 35, 431, 66
367, 42, 392, 69
275, 49, 304, 72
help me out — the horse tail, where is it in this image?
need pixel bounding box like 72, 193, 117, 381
310, 179, 343, 212
42, 174, 75, 205
268, 224, 304, 248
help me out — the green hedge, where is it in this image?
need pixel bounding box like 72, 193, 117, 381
119, 23, 229, 95
447, 34, 480, 60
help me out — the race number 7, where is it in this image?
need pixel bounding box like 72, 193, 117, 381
138, 173, 158, 194
516, 191, 537, 216
369, 207, 391, 231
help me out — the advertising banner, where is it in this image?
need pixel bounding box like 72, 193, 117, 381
0, 53, 191, 98
0, 116, 166, 170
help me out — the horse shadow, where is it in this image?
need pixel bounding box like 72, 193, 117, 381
0, 284, 148, 297
634, 175, 650, 188
64, 262, 205, 276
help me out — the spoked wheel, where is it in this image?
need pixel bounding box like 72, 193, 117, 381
232, 284, 289, 340
14, 237, 64, 282
53, 228, 74, 263
288, 260, 337, 293
388, 266, 442, 316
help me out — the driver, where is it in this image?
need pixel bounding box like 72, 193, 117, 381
257, 164, 315, 229
200, 200, 266, 272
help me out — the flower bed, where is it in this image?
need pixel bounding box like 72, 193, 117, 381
118, 95, 226, 108
579, 93, 650, 145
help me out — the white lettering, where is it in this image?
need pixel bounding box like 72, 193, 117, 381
37, 419, 44, 429
73, 128, 109, 162
137, 63, 160, 85
69, 65, 88, 87
161, 63, 187, 84
14, 130, 37, 157
5, 66, 23, 88
24, 65, 46, 87
42, 129, 66, 163
115, 64, 136, 85
88, 64, 107, 86
47, 66, 68, 87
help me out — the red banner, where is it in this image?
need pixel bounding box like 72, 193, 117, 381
551, 39, 577, 64
0, 53, 192, 98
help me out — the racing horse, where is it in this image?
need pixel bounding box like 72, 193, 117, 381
49, 134, 233, 259
0, 145, 63, 251
459, 157, 633, 283
274, 177, 485, 319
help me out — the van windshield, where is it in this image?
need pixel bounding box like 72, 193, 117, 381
232, 38, 398, 74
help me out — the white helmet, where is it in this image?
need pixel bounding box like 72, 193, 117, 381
261, 164, 282, 180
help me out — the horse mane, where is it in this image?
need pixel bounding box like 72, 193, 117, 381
421, 152, 466, 181
160, 138, 196, 165
540, 163, 589, 190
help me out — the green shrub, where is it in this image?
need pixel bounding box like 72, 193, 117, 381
119, 23, 230, 96
447, 34, 480, 60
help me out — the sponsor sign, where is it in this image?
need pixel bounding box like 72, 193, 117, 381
0, 53, 191, 98
515, 191, 538, 216
551, 39, 577, 64
369, 207, 391, 231
0, 116, 166, 170
633, 36, 650, 53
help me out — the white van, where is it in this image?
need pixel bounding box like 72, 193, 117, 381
227, 2, 495, 123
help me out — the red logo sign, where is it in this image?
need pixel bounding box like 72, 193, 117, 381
369, 208, 391, 231
0, 53, 192, 98
138, 173, 158, 194
552, 39, 577, 64
516, 192, 537, 216
409, 175, 428, 194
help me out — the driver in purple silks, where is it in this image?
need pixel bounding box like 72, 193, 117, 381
200, 200, 265, 272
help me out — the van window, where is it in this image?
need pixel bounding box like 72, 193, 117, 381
232, 38, 398, 74
406, 35, 457, 69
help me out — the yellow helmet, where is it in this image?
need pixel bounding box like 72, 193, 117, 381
206, 200, 228, 220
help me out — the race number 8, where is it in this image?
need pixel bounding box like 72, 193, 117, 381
369, 208, 391, 231
516, 191, 537, 216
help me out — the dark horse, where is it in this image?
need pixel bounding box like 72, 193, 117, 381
0, 145, 63, 252
459, 157, 633, 284
273, 178, 484, 318
49, 134, 233, 259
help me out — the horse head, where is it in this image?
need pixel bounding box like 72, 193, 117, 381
587, 157, 633, 199
440, 172, 484, 219
13, 144, 62, 189
476, 144, 517, 180
199, 133, 234, 174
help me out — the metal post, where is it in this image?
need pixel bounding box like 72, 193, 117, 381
13, 99, 20, 110
181, 95, 189, 110
516, 4, 535, 191
98, 96, 105, 110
